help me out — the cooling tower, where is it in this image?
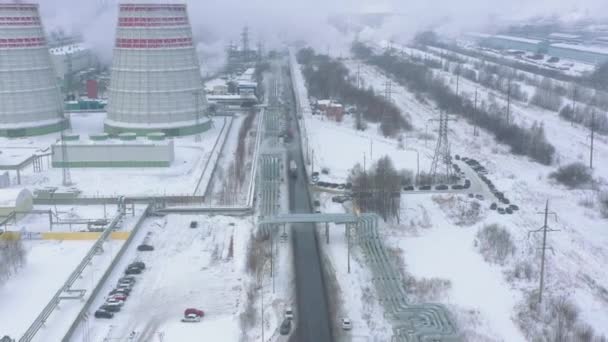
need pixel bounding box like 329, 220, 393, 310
0, 3, 67, 137
105, 3, 211, 136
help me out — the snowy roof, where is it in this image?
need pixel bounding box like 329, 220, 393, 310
551, 43, 608, 55
237, 80, 257, 88
49, 43, 87, 56
0, 188, 32, 208
317, 99, 332, 106
493, 35, 542, 45
549, 33, 581, 40
465, 32, 492, 39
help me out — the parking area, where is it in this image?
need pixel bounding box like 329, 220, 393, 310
72, 215, 251, 342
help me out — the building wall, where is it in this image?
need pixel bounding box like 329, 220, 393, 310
51, 48, 93, 80
51, 141, 175, 168
547, 46, 608, 64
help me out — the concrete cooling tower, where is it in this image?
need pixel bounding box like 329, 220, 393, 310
105, 3, 211, 136
0, 3, 67, 137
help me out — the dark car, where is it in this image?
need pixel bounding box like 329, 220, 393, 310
313, 200, 320, 207
125, 267, 142, 275
468, 193, 475, 198
509, 204, 519, 211
403, 185, 415, 191
189, 221, 198, 229
452, 184, 463, 190
506, 208, 514, 214
129, 261, 145, 269
118, 277, 136, 285
338, 184, 346, 190
497, 207, 506, 215
345, 182, 352, 190
490, 203, 498, 210
455, 154, 460, 160
280, 318, 292, 335
435, 185, 449, 191
137, 244, 154, 252
419, 185, 431, 191
501, 198, 511, 205
100, 304, 121, 313
94, 310, 114, 319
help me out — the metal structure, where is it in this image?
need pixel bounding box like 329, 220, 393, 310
429, 112, 455, 183
105, 3, 210, 136
19, 200, 129, 342
0, 3, 67, 137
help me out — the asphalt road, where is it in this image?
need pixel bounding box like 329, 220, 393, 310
284, 63, 333, 342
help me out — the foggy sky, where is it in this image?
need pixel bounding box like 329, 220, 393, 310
22, 0, 608, 69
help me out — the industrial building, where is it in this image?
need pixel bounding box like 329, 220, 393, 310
51, 133, 175, 168
467, 32, 608, 65
49, 42, 95, 84
105, 3, 211, 136
0, 3, 67, 137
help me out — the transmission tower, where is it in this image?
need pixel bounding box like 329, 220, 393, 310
429, 112, 455, 183
528, 200, 559, 304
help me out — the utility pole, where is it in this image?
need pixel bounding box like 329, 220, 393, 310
60, 126, 73, 187
506, 78, 512, 125
473, 88, 479, 137
571, 86, 577, 127
528, 200, 559, 304
589, 111, 596, 169
455, 64, 461, 96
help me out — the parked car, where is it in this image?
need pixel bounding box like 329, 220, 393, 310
119, 276, 137, 284
137, 244, 154, 252
110, 288, 131, 296
109, 294, 127, 301
342, 317, 352, 331
125, 267, 142, 275
468, 193, 475, 198
189, 221, 198, 229
435, 185, 449, 191
506, 207, 514, 214
285, 308, 294, 320
454, 154, 460, 160
497, 207, 506, 215
313, 200, 320, 207
403, 185, 415, 191
475, 194, 484, 201
94, 310, 114, 319
452, 185, 463, 190
280, 318, 292, 335
501, 198, 511, 205
182, 313, 201, 323
184, 308, 205, 317
338, 184, 346, 190
129, 261, 145, 270
116, 283, 133, 290
419, 185, 431, 191
509, 204, 519, 211
490, 203, 498, 210
100, 304, 121, 313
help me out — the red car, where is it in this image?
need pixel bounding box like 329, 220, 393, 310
184, 308, 204, 317
110, 294, 128, 301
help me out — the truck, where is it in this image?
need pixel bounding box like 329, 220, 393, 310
289, 160, 298, 179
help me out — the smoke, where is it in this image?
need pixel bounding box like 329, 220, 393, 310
29, 0, 608, 69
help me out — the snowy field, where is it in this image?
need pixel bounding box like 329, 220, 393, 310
0, 113, 226, 197
342, 59, 608, 339
74, 214, 254, 342
304, 114, 425, 183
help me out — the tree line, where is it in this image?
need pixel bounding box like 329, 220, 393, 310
297, 48, 412, 137
353, 42, 555, 165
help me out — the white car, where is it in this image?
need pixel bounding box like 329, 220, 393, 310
105, 299, 124, 307
342, 318, 352, 331
181, 313, 201, 323
285, 308, 294, 320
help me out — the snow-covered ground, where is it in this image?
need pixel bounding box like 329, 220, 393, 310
74, 214, 253, 342
343, 58, 608, 339
0, 113, 226, 197
0, 240, 94, 338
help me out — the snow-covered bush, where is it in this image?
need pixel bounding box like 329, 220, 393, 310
550, 163, 593, 188
599, 191, 608, 218
476, 224, 515, 265
0, 238, 27, 284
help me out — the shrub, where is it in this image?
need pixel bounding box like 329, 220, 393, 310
476, 224, 516, 265
599, 191, 608, 218
550, 163, 593, 188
